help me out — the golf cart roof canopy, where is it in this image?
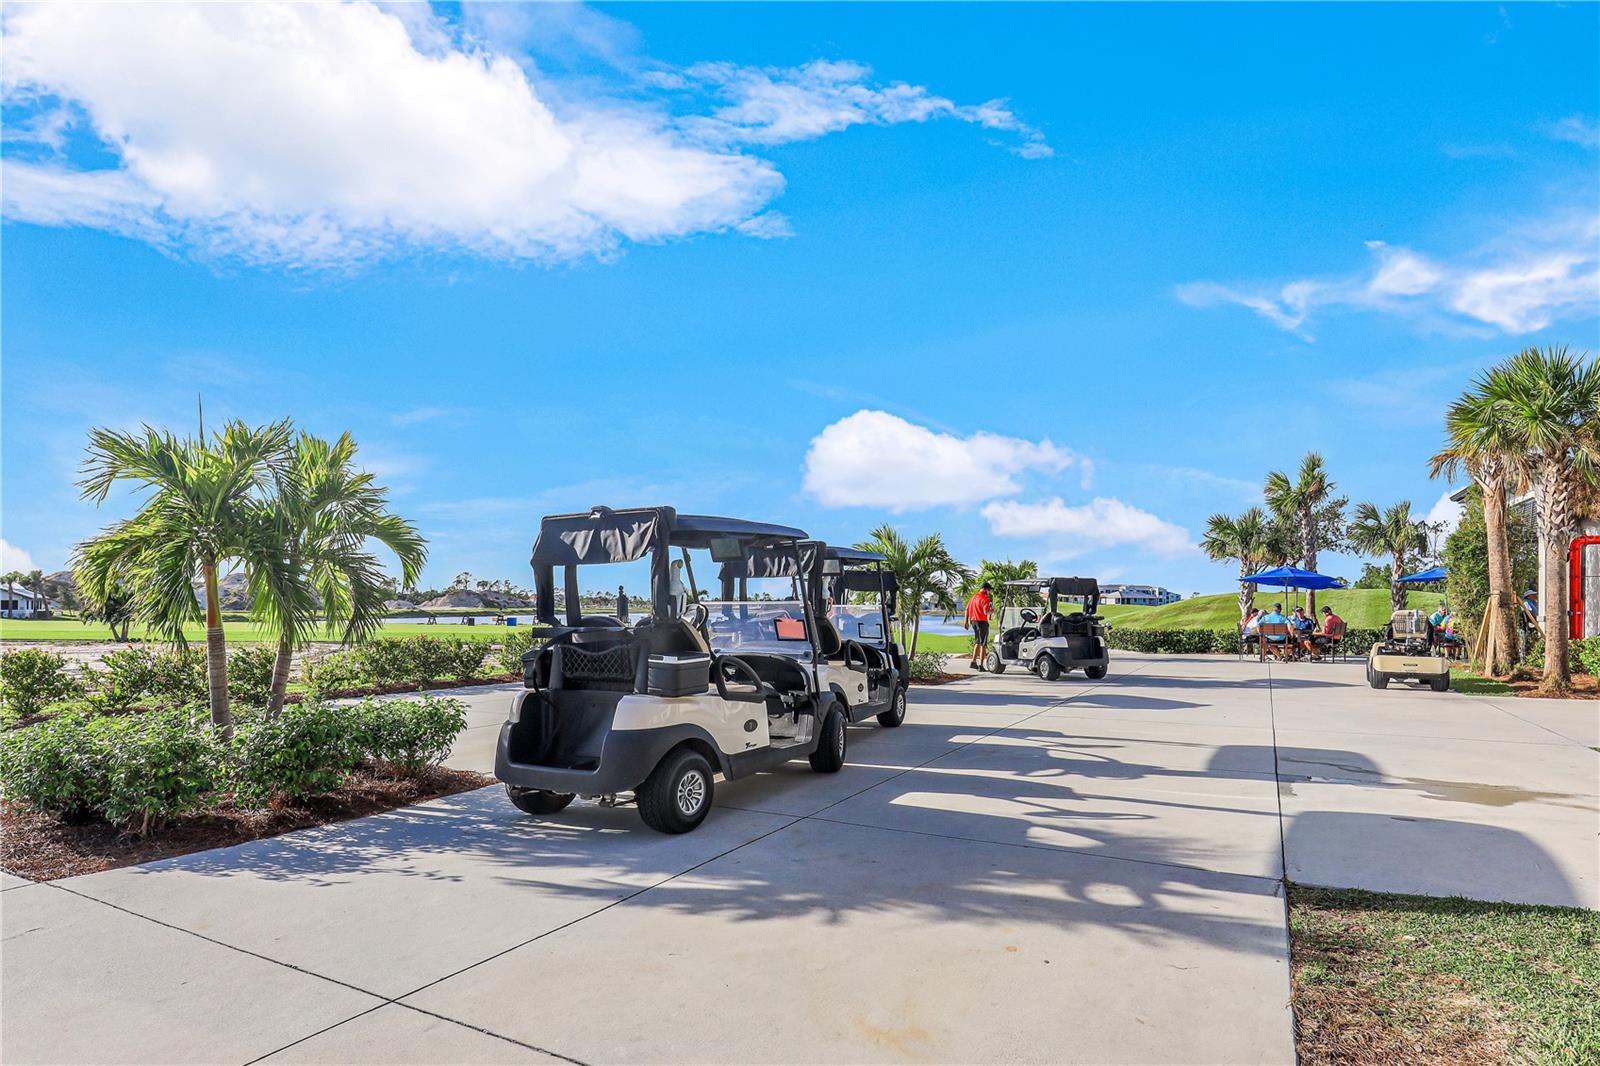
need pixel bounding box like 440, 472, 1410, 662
1004, 577, 1101, 597
531, 506, 807, 568
825, 546, 887, 563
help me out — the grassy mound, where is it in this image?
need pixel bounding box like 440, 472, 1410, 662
1095, 588, 1434, 631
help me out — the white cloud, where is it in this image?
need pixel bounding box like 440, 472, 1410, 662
680, 60, 1051, 157
1, 2, 1046, 268
1544, 114, 1600, 149
981, 497, 1194, 556
1425, 489, 1465, 537
1177, 213, 1599, 339
802, 410, 1078, 512
0, 538, 38, 573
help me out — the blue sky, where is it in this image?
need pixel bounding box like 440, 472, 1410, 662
3, 1, 1597, 596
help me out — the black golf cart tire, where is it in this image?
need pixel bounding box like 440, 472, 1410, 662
876, 686, 908, 728
985, 648, 1005, 674
637, 748, 715, 834
810, 706, 848, 773
1368, 668, 1388, 690
1036, 653, 1062, 682
1430, 675, 1450, 692
505, 785, 575, 816
1084, 665, 1107, 680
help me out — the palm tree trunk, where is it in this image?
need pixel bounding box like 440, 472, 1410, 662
202, 559, 233, 739
1537, 466, 1574, 693
1237, 577, 1256, 621
1390, 557, 1406, 614
910, 610, 923, 659
1302, 510, 1318, 616
267, 632, 294, 718
1481, 477, 1521, 675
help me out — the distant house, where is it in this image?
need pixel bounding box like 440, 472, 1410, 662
1100, 584, 1180, 607
1, 586, 55, 619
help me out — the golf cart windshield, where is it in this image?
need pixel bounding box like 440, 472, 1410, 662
830, 601, 886, 644
704, 600, 813, 655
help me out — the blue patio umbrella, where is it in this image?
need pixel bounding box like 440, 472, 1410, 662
1396, 566, 1448, 584
1240, 566, 1347, 591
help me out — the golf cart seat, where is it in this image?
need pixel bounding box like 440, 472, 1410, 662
814, 615, 844, 658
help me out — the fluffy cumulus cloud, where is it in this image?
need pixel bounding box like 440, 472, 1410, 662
981, 498, 1194, 557
801, 410, 1082, 512
0, 538, 38, 573
1176, 214, 1600, 339
1425, 489, 1465, 538
0, 2, 1049, 268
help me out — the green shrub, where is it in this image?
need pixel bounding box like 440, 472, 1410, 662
1525, 639, 1545, 672
498, 628, 539, 676
352, 694, 467, 773
148, 647, 208, 706
1571, 637, 1600, 676
0, 649, 82, 719
86, 648, 161, 709
233, 701, 359, 804
98, 709, 222, 833
907, 651, 947, 683
228, 645, 278, 706
0, 709, 222, 832
303, 650, 364, 697
1104, 626, 1386, 656
443, 637, 488, 680
0, 711, 105, 819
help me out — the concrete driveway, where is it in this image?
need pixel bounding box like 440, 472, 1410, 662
4, 653, 1594, 1064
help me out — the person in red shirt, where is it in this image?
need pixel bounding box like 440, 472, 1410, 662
964, 582, 994, 669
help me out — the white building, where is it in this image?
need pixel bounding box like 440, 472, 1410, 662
1100, 584, 1181, 606
0, 586, 53, 619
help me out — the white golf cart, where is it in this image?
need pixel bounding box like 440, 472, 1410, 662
812, 544, 909, 728
984, 577, 1111, 681
496, 506, 848, 834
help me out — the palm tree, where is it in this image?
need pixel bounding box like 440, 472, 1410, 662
261, 432, 427, 716
0, 570, 20, 619
963, 558, 1039, 600
1476, 346, 1600, 692
855, 525, 971, 657
1265, 453, 1336, 615
1201, 507, 1288, 621
1430, 384, 1524, 675
74, 419, 296, 738
1348, 501, 1430, 614
22, 569, 46, 616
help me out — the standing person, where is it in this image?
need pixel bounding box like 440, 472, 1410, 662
964, 581, 994, 670
617, 584, 630, 623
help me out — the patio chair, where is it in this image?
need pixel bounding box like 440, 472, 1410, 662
1257, 622, 1292, 661
1316, 619, 1348, 662
1236, 621, 1259, 660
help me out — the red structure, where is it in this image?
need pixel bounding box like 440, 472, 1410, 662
1568, 535, 1600, 638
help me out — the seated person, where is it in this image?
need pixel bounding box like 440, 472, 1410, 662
1241, 607, 1263, 647
1259, 603, 1291, 655
1311, 605, 1344, 657
1289, 606, 1317, 655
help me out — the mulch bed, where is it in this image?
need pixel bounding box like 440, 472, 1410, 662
0, 765, 493, 882
1499, 673, 1600, 699
912, 672, 974, 686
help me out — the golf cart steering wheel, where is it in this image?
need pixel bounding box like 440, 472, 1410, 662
1020, 608, 1039, 624
713, 654, 776, 704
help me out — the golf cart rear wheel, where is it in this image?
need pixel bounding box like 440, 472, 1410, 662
638, 748, 714, 834
1084, 665, 1107, 680
810, 706, 848, 773
1430, 675, 1450, 692
1368, 667, 1389, 690
1036, 653, 1061, 682
505, 785, 574, 816
985, 648, 1005, 674
876, 686, 907, 728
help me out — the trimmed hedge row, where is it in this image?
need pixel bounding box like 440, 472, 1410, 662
1105, 627, 1387, 656
303, 636, 491, 695
0, 694, 467, 833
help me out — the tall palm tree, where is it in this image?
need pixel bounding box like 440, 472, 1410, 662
22, 569, 46, 616
74, 419, 296, 738
0, 570, 20, 619
261, 433, 427, 716
1201, 507, 1288, 621
1348, 501, 1430, 614
1265, 453, 1336, 614
963, 558, 1039, 601
1430, 384, 1524, 675
855, 525, 971, 657
1476, 346, 1600, 692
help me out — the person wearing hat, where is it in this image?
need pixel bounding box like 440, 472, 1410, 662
964, 581, 994, 669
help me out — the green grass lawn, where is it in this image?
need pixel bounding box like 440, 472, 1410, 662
0, 618, 511, 643
1097, 588, 1433, 630
1289, 884, 1599, 1066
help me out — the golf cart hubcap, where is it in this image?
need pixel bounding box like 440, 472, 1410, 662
676, 770, 706, 816
836, 721, 845, 755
